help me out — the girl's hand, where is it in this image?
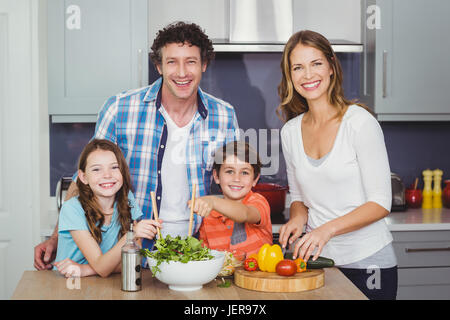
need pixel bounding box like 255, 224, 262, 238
279, 215, 305, 250
292, 224, 334, 262
134, 219, 162, 240
188, 196, 214, 218
53, 258, 95, 278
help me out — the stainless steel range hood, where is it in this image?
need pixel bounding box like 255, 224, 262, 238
213, 39, 363, 53
212, 0, 362, 53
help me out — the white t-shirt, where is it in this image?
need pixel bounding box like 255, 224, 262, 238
158, 106, 195, 238
281, 105, 393, 265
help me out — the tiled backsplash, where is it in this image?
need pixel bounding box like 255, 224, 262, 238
49, 52, 450, 195
50, 122, 95, 195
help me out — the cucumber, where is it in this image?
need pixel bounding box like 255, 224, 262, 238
284, 252, 335, 269
306, 256, 335, 269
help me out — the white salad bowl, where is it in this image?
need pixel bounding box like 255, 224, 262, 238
146, 249, 225, 291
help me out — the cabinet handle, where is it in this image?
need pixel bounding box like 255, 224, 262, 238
382, 50, 387, 98
405, 247, 450, 253
138, 49, 143, 88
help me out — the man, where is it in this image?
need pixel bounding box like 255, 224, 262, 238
34, 21, 239, 270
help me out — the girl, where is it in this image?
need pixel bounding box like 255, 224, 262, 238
53, 139, 162, 278
277, 30, 398, 299
189, 141, 272, 255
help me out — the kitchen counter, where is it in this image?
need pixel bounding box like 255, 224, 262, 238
384, 207, 450, 231
272, 207, 450, 233
12, 268, 367, 300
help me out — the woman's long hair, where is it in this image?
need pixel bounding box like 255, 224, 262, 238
76, 139, 133, 244
276, 30, 372, 123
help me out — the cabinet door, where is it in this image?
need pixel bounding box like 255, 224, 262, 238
375, 0, 450, 120
48, 0, 148, 117
398, 267, 450, 300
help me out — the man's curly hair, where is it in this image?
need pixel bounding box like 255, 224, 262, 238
150, 21, 215, 67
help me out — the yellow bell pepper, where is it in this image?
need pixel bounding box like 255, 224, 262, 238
257, 244, 284, 272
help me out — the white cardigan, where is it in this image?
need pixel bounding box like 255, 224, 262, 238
281, 105, 393, 265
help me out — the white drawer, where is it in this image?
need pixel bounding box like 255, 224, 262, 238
392, 231, 450, 268
398, 267, 450, 286
393, 241, 450, 268
398, 285, 450, 300
397, 267, 450, 299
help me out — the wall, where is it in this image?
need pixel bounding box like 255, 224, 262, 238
381, 122, 450, 189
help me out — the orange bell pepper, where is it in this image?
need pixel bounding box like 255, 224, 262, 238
294, 257, 307, 273
257, 244, 284, 272
248, 253, 258, 260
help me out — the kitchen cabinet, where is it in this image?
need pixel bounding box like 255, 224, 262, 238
392, 230, 450, 299
47, 0, 148, 122
362, 0, 450, 121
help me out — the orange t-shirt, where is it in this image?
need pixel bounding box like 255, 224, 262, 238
199, 191, 273, 255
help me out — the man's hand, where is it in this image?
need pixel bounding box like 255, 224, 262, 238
34, 236, 58, 270
33, 179, 77, 270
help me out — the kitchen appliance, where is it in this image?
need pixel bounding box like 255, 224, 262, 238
229, 0, 292, 43
391, 173, 407, 211
121, 224, 142, 292
252, 183, 289, 218
148, 1, 363, 54
55, 176, 73, 212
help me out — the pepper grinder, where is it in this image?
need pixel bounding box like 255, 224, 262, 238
121, 224, 142, 292
432, 169, 443, 209
422, 169, 433, 209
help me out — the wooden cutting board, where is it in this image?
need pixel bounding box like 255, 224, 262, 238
234, 268, 324, 292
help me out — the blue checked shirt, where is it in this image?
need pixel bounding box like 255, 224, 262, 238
92, 77, 239, 249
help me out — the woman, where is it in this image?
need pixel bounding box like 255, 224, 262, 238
277, 30, 397, 300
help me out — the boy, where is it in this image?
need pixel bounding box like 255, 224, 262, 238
189, 141, 273, 255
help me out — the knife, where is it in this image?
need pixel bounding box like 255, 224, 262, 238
280, 232, 306, 259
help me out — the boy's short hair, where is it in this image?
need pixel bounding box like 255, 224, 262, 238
150, 21, 215, 67
213, 141, 262, 179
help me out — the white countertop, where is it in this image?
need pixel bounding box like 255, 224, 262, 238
272, 207, 450, 233
384, 207, 450, 231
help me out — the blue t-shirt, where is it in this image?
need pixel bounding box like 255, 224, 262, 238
54, 191, 143, 267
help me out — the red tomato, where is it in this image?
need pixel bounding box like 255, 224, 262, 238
275, 259, 297, 277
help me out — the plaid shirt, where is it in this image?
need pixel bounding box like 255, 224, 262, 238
93, 77, 239, 249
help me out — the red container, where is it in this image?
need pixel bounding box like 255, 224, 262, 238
443, 180, 450, 208
405, 189, 422, 208
252, 183, 289, 215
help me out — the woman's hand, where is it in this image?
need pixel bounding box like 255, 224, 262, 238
279, 215, 305, 250
188, 196, 214, 218
292, 223, 334, 262
53, 258, 96, 277
134, 219, 162, 240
